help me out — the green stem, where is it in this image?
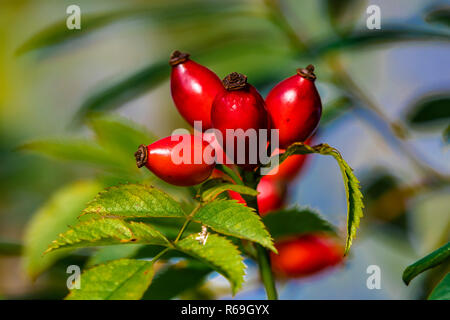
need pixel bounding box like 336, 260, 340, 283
152, 247, 170, 262
174, 204, 202, 243
244, 171, 278, 300
174, 218, 191, 243
255, 243, 278, 300
155, 204, 202, 262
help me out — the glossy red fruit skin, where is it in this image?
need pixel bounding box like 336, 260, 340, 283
264, 137, 313, 182
135, 134, 215, 186
228, 177, 284, 217
201, 131, 233, 165
211, 73, 268, 169
170, 51, 224, 130
270, 234, 343, 278
265, 66, 322, 149
256, 178, 285, 216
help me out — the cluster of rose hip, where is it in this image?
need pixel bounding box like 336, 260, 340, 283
135, 51, 343, 277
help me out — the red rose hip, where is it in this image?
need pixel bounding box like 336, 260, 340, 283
270, 234, 343, 277
256, 177, 285, 216
211, 72, 268, 169
170, 50, 224, 130
135, 134, 215, 186
265, 65, 322, 149
228, 177, 285, 216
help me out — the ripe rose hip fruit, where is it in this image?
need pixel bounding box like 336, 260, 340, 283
211, 72, 268, 169
270, 234, 343, 278
265, 65, 322, 149
135, 134, 215, 186
170, 50, 224, 130
265, 137, 313, 182
229, 177, 285, 217
256, 177, 285, 216
201, 131, 233, 165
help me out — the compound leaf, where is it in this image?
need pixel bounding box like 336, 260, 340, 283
193, 200, 276, 253
403, 242, 450, 285
83, 184, 186, 218
66, 259, 154, 300
175, 234, 245, 295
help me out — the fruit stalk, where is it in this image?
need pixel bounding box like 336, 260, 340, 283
255, 243, 278, 300
244, 174, 278, 300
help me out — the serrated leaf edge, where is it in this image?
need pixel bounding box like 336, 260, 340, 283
175, 234, 246, 295
81, 183, 187, 218
45, 218, 170, 254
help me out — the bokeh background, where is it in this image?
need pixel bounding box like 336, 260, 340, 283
0, 0, 449, 299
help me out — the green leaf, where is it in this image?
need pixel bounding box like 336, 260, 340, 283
406, 94, 450, 129
176, 234, 245, 295
86, 244, 144, 267
66, 259, 154, 300
263, 208, 336, 239
193, 200, 276, 252
23, 180, 102, 278
200, 180, 258, 202
428, 273, 450, 300
16, 2, 250, 57
15, 11, 138, 56
88, 113, 157, 157
313, 27, 450, 56
74, 61, 169, 122
403, 242, 450, 285
46, 218, 170, 254
425, 7, 450, 28
83, 184, 186, 218
268, 143, 364, 254
18, 138, 127, 171
143, 261, 211, 300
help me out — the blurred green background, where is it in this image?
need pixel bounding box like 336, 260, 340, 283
0, 0, 449, 299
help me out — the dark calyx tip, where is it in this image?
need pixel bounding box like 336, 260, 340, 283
169, 50, 190, 66
297, 64, 316, 81
223, 72, 248, 90
135, 144, 148, 168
